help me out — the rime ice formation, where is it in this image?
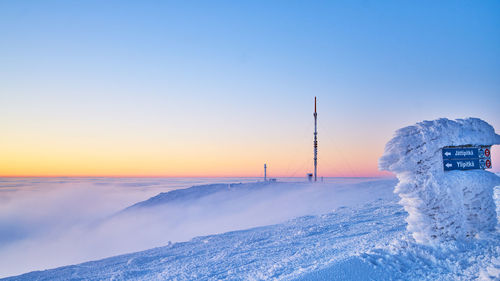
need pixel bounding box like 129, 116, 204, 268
379, 118, 500, 244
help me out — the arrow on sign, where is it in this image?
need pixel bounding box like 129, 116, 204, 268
445, 163, 452, 168
442, 147, 478, 159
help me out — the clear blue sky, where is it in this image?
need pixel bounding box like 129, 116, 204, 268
1, 0, 499, 176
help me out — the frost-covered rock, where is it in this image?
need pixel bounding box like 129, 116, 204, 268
379, 118, 500, 244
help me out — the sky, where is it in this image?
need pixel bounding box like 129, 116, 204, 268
1, 0, 499, 177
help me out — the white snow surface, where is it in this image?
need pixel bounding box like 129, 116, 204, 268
379, 118, 500, 244
0, 177, 393, 278
3, 179, 500, 281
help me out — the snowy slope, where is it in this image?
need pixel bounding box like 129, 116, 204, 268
0, 177, 395, 278
121, 182, 287, 212
121, 179, 388, 212
4, 179, 500, 280
3, 189, 405, 280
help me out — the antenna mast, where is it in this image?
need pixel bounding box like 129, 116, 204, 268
314, 97, 318, 182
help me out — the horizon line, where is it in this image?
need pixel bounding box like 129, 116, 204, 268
0, 174, 394, 178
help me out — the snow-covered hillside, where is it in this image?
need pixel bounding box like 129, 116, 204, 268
3, 179, 500, 281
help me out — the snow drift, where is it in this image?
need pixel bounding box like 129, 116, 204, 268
379, 118, 500, 244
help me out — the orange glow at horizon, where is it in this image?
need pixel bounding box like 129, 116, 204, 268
3, 149, 498, 177
0, 135, 392, 178
2, 105, 499, 178
2, 135, 499, 178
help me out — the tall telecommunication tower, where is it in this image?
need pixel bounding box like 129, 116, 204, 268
313, 97, 318, 182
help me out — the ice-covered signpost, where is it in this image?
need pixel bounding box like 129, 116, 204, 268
379, 118, 500, 244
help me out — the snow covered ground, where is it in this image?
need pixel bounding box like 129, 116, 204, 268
2, 177, 499, 280
0, 177, 389, 278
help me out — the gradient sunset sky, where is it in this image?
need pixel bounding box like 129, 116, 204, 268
1, 0, 499, 177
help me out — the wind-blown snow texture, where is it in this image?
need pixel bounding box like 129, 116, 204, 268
4, 179, 500, 280
379, 118, 500, 244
